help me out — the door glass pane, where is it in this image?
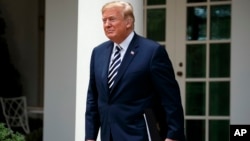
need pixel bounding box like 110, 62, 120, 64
186, 44, 206, 78
186, 120, 205, 141
209, 120, 229, 141
187, 7, 207, 40
187, 0, 207, 3
147, 0, 165, 5
210, 5, 231, 40
186, 82, 206, 115
209, 82, 230, 116
147, 9, 166, 41
209, 43, 230, 77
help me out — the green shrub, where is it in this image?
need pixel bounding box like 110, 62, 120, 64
0, 123, 25, 141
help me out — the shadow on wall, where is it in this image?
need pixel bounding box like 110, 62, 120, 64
0, 9, 22, 123
0, 10, 22, 98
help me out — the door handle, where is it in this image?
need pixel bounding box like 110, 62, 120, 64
177, 62, 183, 77
177, 71, 183, 77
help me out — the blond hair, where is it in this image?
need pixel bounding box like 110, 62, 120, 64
102, 1, 135, 25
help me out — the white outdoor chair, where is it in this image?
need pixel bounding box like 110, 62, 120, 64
0, 96, 30, 134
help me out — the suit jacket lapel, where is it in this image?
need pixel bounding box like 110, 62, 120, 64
102, 42, 114, 95
110, 34, 139, 93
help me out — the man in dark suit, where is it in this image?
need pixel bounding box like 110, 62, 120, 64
85, 1, 185, 141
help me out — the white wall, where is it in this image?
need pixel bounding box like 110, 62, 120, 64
231, 0, 250, 124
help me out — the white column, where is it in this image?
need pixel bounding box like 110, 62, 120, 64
44, 0, 143, 141
43, 0, 79, 140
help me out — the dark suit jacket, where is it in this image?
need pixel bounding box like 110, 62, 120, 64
85, 33, 185, 141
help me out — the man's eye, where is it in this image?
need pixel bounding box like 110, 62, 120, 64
102, 17, 117, 23
110, 17, 119, 22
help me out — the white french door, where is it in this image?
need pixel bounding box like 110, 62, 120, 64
144, 0, 231, 140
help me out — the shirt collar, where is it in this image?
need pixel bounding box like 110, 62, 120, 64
114, 31, 134, 50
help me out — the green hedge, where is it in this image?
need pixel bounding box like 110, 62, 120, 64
0, 123, 25, 141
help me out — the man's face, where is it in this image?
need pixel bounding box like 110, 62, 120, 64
102, 7, 131, 43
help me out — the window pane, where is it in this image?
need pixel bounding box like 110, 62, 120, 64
210, 5, 231, 40
147, 0, 165, 5
209, 120, 229, 141
147, 9, 166, 41
186, 82, 206, 115
209, 43, 230, 77
186, 120, 205, 141
209, 82, 230, 115
186, 44, 206, 78
187, 7, 207, 40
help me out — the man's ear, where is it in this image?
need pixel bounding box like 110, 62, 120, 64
126, 18, 133, 28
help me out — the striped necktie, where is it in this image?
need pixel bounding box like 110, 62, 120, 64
108, 46, 122, 90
